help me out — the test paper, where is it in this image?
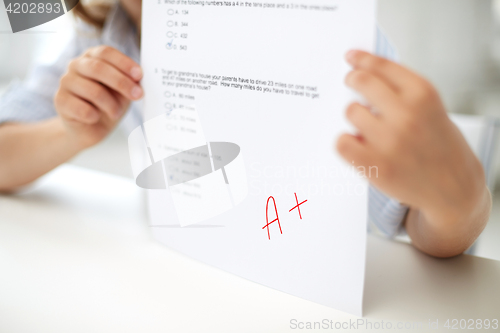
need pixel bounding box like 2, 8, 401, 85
137, 0, 376, 316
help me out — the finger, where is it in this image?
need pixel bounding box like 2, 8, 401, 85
345, 102, 383, 141
109, 88, 131, 112
85, 46, 143, 81
345, 50, 425, 93
63, 74, 122, 120
57, 91, 100, 124
345, 70, 405, 119
73, 58, 143, 101
336, 133, 375, 169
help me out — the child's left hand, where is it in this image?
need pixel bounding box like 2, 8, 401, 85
337, 50, 491, 257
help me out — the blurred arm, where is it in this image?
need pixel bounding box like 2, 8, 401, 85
0, 118, 81, 192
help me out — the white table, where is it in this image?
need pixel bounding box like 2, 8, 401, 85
1, 165, 498, 332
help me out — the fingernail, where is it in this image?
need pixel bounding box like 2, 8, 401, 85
130, 66, 143, 80
131, 86, 143, 99
346, 50, 359, 64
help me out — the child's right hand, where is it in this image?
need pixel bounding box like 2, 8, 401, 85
55, 46, 143, 149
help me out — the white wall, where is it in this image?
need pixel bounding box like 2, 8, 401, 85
378, 0, 499, 115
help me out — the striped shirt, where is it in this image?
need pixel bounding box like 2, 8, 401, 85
0, 4, 408, 237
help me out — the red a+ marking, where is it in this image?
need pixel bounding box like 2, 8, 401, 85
289, 193, 307, 219
262, 196, 282, 240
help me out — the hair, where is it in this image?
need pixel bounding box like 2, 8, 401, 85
72, 0, 114, 29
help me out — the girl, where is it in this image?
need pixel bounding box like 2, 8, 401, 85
0, 0, 491, 258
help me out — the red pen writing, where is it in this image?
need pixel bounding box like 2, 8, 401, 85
263, 193, 308, 240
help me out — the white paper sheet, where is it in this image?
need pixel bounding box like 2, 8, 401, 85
139, 0, 376, 316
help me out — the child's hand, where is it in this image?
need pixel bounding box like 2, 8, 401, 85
55, 46, 143, 149
337, 50, 490, 256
